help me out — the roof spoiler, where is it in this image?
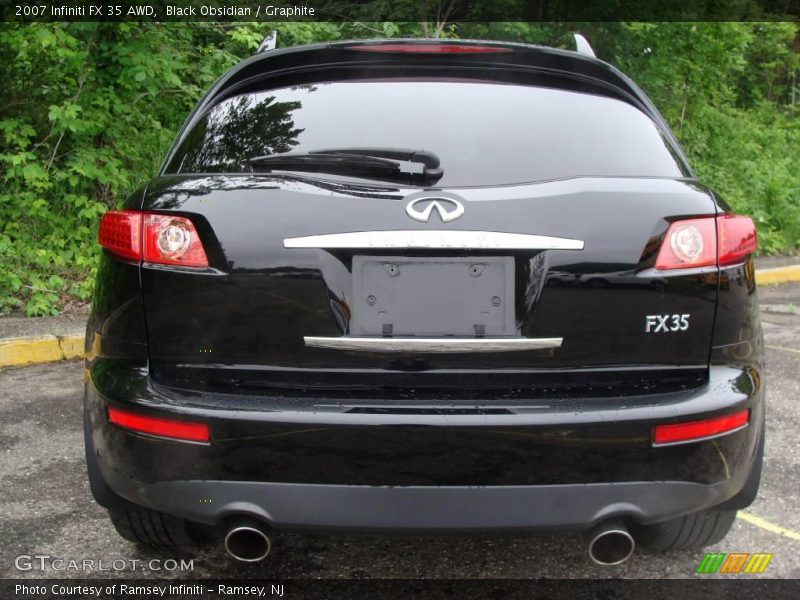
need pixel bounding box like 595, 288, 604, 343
257, 30, 277, 53
572, 33, 596, 58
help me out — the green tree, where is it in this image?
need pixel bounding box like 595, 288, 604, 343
1, 20, 798, 316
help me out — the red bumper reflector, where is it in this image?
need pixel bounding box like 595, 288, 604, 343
108, 407, 210, 443
348, 43, 512, 54
653, 409, 749, 446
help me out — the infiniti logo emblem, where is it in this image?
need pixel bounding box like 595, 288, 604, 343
405, 197, 465, 223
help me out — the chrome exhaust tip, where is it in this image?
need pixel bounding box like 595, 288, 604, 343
224, 519, 272, 563
587, 520, 635, 566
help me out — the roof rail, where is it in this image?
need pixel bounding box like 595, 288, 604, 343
572, 33, 595, 58
257, 30, 277, 54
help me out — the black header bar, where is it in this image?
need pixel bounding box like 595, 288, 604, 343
3, 0, 800, 23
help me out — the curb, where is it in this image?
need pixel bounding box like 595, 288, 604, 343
1, 264, 799, 369
0, 334, 84, 368
755, 265, 800, 286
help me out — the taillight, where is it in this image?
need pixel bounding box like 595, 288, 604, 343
655, 217, 717, 269
108, 406, 210, 443
717, 214, 757, 266
347, 43, 512, 54
655, 214, 757, 270
143, 214, 208, 267
653, 409, 749, 446
98, 210, 142, 261
98, 211, 208, 267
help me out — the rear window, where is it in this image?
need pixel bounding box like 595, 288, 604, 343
166, 79, 686, 187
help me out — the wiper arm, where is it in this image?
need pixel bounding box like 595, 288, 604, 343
312, 147, 443, 179
247, 147, 443, 184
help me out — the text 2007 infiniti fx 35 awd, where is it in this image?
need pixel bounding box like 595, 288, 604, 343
84, 39, 764, 565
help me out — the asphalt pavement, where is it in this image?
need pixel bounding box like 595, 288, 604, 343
1, 284, 798, 580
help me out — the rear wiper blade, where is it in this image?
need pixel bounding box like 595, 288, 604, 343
312, 147, 443, 179
247, 147, 443, 184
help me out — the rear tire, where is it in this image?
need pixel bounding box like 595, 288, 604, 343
85, 397, 194, 548
107, 505, 193, 548
718, 418, 765, 510
84, 406, 128, 511
634, 509, 737, 551
636, 415, 764, 551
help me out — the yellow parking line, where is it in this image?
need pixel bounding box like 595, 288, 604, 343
738, 511, 800, 542
766, 344, 800, 355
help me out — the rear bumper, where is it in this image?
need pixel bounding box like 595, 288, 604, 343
85, 361, 765, 531
100, 472, 748, 532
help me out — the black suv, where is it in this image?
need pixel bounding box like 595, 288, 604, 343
85, 39, 764, 565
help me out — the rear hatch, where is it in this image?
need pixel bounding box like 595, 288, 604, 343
140, 64, 718, 398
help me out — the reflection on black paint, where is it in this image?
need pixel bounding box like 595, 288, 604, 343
171, 95, 304, 173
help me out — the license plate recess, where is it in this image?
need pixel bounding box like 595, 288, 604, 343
351, 256, 515, 336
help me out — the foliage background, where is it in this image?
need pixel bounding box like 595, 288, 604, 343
1, 20, 798, 315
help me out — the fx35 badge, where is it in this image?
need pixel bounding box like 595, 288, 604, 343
646, 314, 690, 333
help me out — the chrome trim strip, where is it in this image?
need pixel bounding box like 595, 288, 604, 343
284, 230, 584, 251
304, 336, 563, 353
